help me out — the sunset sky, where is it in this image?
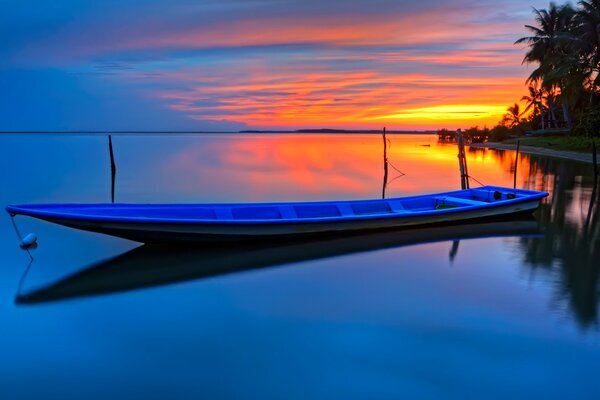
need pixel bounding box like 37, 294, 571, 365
0, 0, 548, 131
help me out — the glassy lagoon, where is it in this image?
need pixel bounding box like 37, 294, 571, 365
1, 133, 599, 399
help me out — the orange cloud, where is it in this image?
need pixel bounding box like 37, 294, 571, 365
156, 68, 526, 129
32, 5, 524, 58
25, 1, 535, 130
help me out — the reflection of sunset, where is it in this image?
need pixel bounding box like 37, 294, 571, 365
159, 134, 545, 202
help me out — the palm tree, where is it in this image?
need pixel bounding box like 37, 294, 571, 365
522, 83, 546, 129
515, 3, 577, 129
504, 103, 523, 128
515, 3, 574, 78
544, 89, 560, 128
575, 0, 600, 100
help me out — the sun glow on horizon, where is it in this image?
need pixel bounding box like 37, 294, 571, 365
161, 133, 537, 201
157, 68, 525, 129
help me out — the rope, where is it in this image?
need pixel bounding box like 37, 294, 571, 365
385, 159, 406, 187
467, 175, 485, 187
387, 160, 406, 176
9, 214, 25, 243
9, 214, 35, 297
387, 174, 404, 185
10, 215, 33, 261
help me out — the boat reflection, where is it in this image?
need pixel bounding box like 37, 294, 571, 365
17, 218, 541, 305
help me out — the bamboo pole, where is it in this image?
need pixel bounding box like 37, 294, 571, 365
456, 129, 469, 189
463, 135, 470, 189
382, 127, 388, 199
513, 140, 520, 190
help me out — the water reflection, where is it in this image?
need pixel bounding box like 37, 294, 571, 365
17, 218, 541, 304
470, 146, 600, 329
2, 133, 600, 328
4, 133, 600, 398
523, 158, 599, 329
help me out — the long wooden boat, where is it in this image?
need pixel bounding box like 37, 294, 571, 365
6, 185, 548, 243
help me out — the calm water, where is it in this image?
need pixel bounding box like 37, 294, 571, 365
0, 133, 599, 399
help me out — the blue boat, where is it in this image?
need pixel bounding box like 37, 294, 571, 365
6, 186, 548, 243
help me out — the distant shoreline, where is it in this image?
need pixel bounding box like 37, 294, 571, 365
0, 130, 437, 135
239, 129, 436, 134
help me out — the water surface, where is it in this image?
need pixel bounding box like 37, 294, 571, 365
0, 133, 599, 399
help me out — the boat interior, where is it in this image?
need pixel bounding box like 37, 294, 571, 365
8, 186, 536, 222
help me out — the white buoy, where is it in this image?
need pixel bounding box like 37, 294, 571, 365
19, 233, 37, 250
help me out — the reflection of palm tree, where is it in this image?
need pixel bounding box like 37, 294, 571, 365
520, 156, 600, 329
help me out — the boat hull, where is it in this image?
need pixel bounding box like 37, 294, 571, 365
31, 198, 541, 243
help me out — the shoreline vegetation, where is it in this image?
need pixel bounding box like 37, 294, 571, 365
470, 142, 596, 163
438, 1, 600, 155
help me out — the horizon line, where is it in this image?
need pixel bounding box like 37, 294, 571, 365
0, 129, 439, 134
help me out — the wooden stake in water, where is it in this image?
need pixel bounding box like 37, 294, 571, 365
382, 127, 389, 199
514, 140, 520, 189
108, 135, 117, 203
463, 136, 470, 189
456, 129, 469, 189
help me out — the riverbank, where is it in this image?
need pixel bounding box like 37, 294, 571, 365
469, 142, 595, 164
503, 136, 597, 152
